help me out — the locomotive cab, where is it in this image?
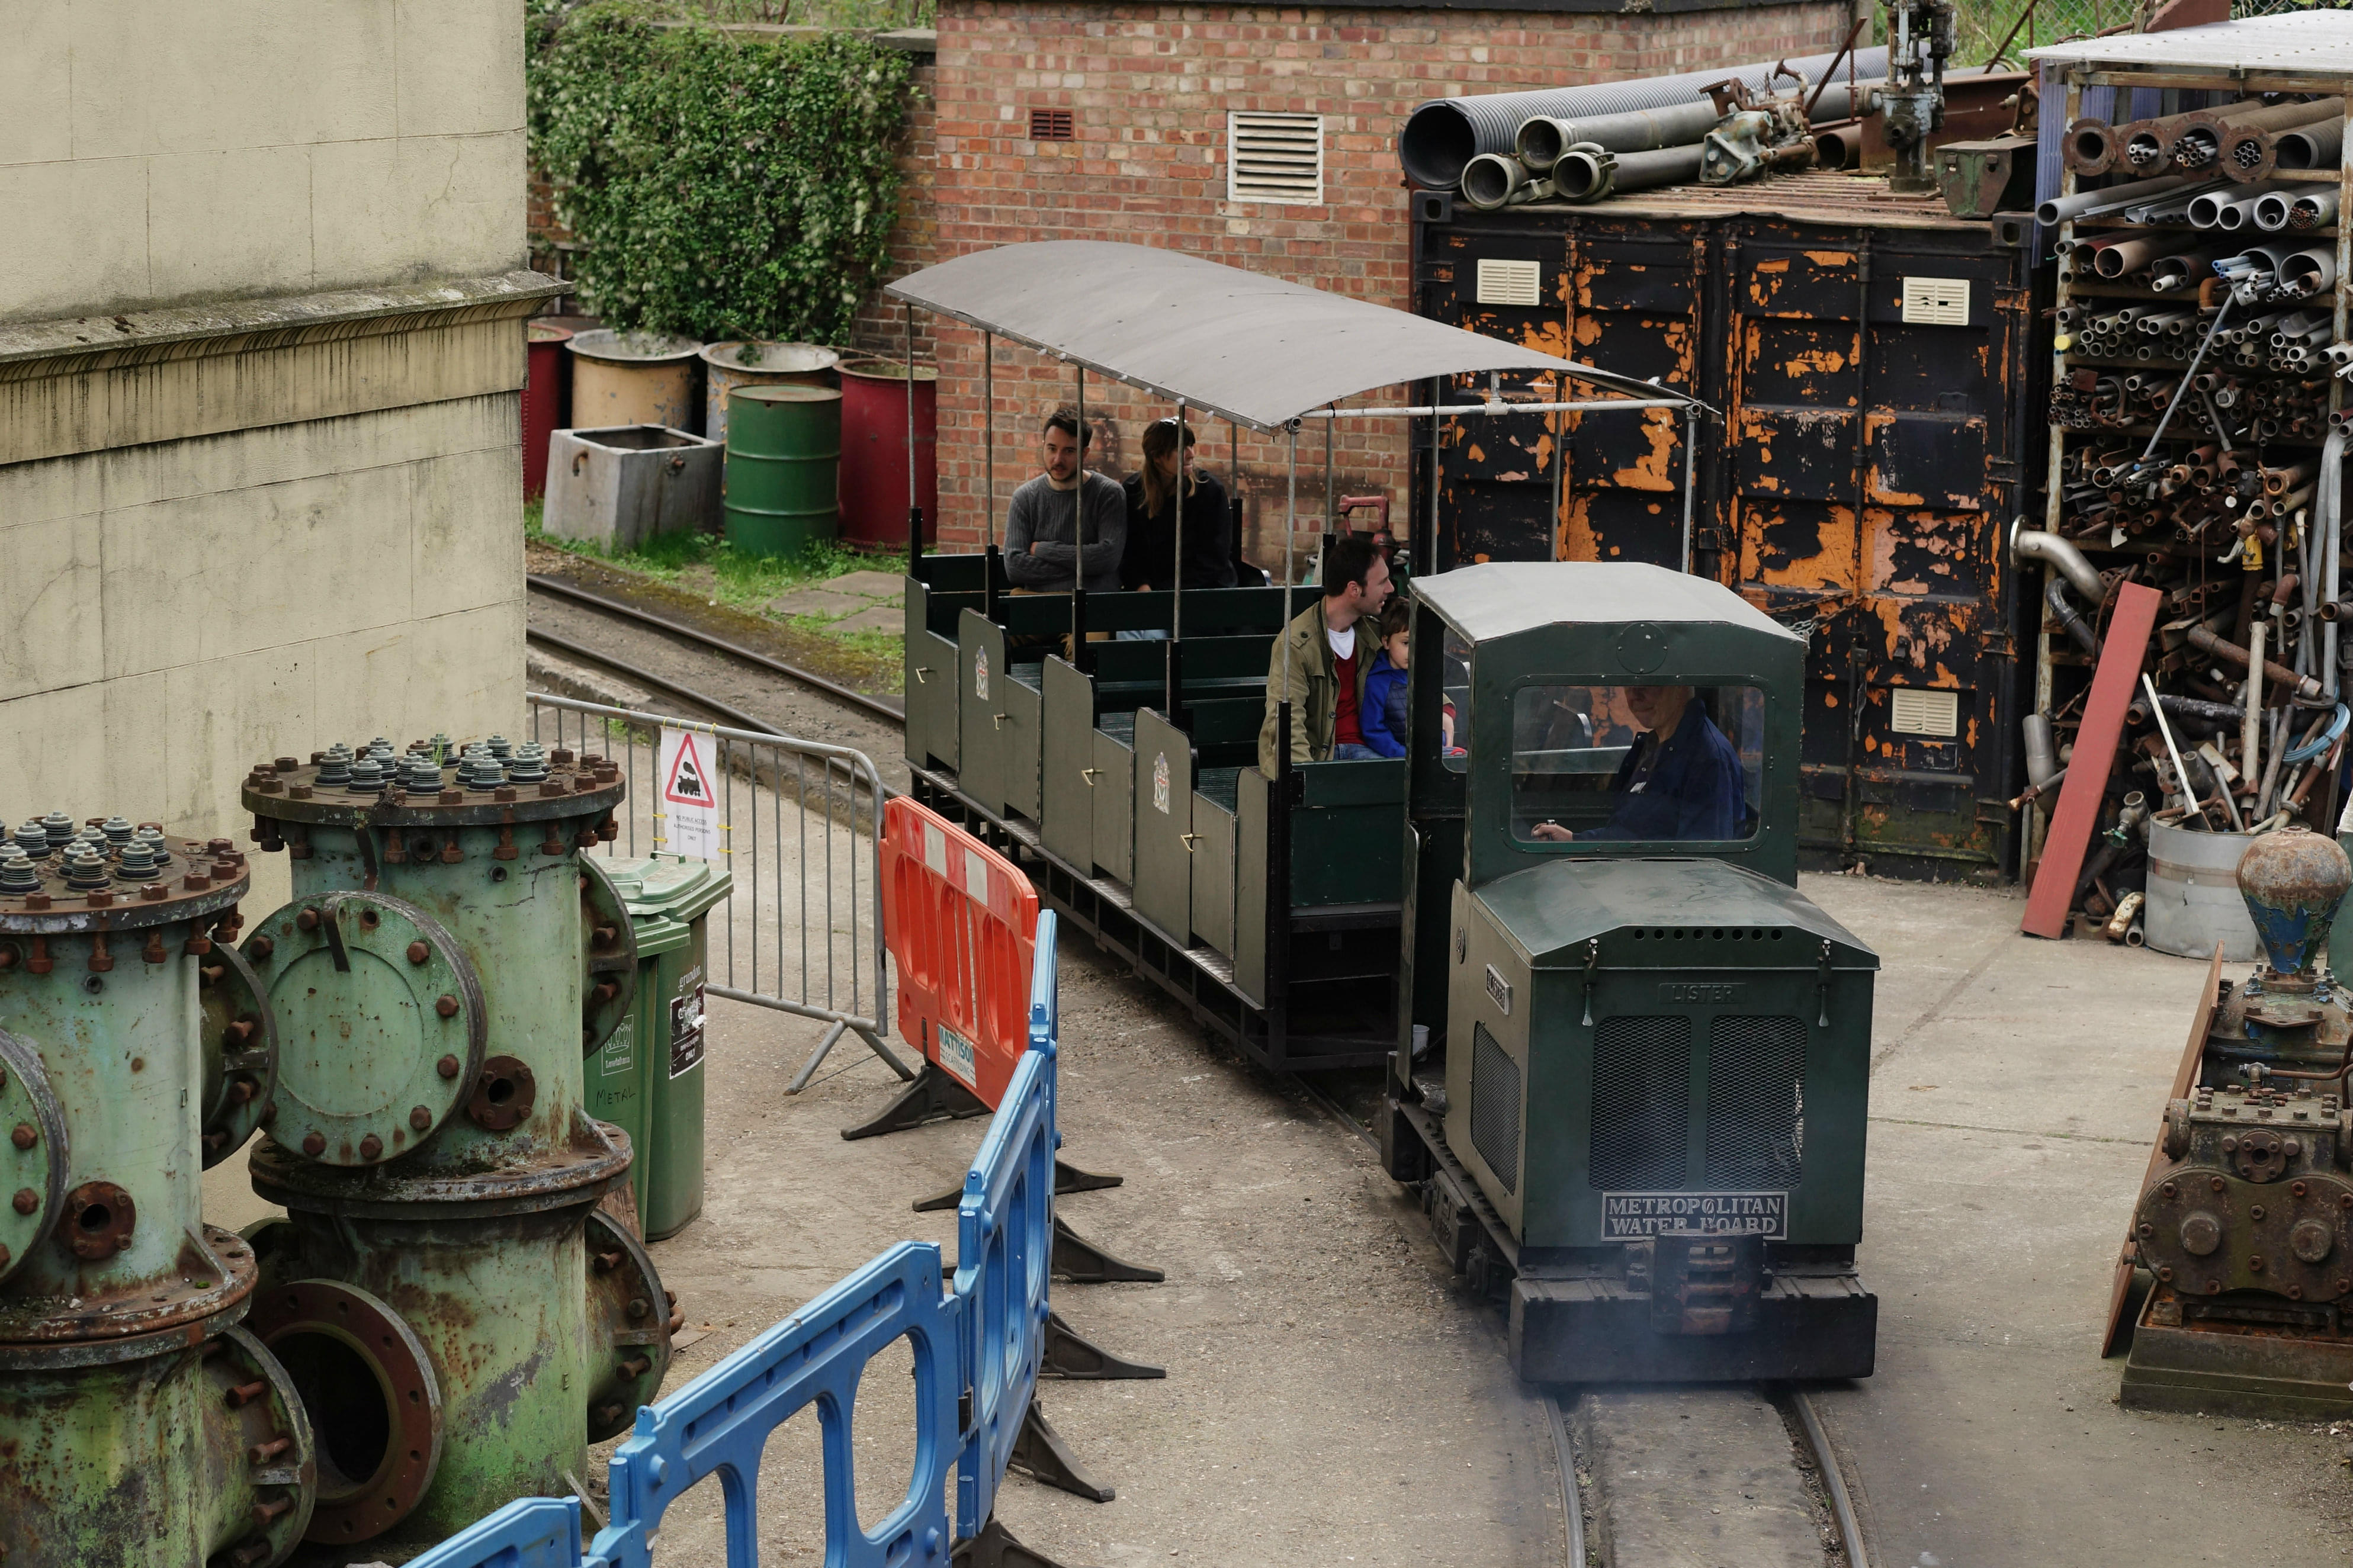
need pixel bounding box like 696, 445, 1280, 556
1385, 562, 1881, 1383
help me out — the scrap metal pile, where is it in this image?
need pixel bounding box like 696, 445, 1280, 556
2025, 89, 2353, 946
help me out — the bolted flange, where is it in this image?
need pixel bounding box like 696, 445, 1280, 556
199, 944, 279, 1171
0, 1030, 65, 1286
583, 1209, 674, 1442
579, 857, 638, 1059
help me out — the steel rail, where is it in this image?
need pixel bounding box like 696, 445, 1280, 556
525, 624, 791, 739
1544, 1393, 1588, 1568
1790, 1386, 1872, 1568
526, 573, 907, 725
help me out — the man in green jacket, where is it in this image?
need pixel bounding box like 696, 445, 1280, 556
1258, 535, 1394, 776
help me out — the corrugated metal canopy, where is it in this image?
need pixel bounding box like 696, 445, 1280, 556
2027, 10, 2353, 72
884, 240, 1683, 431
1415, 561, 1799, 644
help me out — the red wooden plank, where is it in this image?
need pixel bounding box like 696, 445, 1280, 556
2021, 580, 2163, 939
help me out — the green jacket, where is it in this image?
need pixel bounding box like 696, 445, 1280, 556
1258, 598, 1373, 777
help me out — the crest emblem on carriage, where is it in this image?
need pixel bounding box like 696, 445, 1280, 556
974, 648, 989, 701
1152, 753, 1170, 814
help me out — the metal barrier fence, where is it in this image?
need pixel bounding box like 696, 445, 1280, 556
403, 912, 1065, 1568
525, 692, 909, 1088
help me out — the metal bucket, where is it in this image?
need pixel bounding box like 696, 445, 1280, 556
700, 341, 839, 444
724, 384, 843, 560
569, 330, 704, 433
2145, 821, 2261, 960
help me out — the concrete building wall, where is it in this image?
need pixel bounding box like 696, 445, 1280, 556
0, 1, 545, 881
900, 0, 1851, 564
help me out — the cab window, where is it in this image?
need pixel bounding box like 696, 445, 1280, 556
1510, 683, 1763, 844
1438, 625, 1472, 771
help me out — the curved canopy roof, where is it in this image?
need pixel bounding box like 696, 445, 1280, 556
1415, 561, 1799, 644
884, 240, 1688, 432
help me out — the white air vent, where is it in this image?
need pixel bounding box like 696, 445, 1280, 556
1901, 276, 1970, 325
1889, 687, 1961, 737
1476, 259, 1543, 307
1228, 112, 1322, 205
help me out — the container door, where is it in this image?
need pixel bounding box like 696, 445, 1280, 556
1418, 223, 1566, 565
1726, 230, 2022, 878
1560, 236, 1702, 569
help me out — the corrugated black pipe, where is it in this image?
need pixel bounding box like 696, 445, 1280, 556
1398, 47, 1891, 191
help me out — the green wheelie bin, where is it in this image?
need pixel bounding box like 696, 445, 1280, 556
588, 855, 733, 1239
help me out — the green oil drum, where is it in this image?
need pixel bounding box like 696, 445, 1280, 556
587, 855, 732, 1239
723, 383, 842, 560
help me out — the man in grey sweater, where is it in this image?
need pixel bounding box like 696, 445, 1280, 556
1003, 404, 1127, 592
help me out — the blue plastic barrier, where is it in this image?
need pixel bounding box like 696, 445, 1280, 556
954, 913, 1060, 1536
407, 915, 1064, 1568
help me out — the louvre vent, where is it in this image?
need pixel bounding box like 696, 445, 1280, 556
1470, 1024, 1522, 1194
1590, 1016, 1691, 1192
1029, 108, 1074, 142
1889, 687, 1960, 737
1228, 112, 1322, 205
1703, 1015, 1807, 1188
1476, 259, 1542, 307
1901, 275, 1970, 325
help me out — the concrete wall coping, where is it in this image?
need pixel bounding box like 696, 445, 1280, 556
0, 272, 566, 384
651, 20, 938, 55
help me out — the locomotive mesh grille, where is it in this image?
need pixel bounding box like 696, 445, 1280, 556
1469, 1023, 1521, 1194
1704, 1015, 1806, 1187
1590, 1015, 1691, 1191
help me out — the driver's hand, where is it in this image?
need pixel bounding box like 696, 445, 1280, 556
1530, 821, 1574, 842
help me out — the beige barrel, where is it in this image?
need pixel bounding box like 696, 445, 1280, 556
569, 330, 704, 433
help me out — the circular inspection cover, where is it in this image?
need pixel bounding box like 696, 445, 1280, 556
0, 1029, 66, 1285
1614, 624, 1667, 674
244, 891, 486, 1166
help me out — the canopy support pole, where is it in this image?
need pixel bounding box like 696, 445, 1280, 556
1284, 422, 1298, 711
1679, 404, 1700, 576
1428, 377, 1442, 571
984, 331, 996, 550
906, 300, 922, 570
1549, 371, 1565, 563
1324, 412, 1336, 539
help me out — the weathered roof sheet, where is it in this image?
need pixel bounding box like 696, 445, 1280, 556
2027, 9, 2353, 73
1479, 856, 1878, 967
1414, 561, 1799, 644
884, 240, 1680, 431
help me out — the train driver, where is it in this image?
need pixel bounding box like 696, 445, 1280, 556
1257, 536, 1393, 776
1527, 685, 1745, 842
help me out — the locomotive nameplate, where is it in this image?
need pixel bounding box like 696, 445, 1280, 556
1602, 1191, 1787, 1240
1659, 982, 1744, 1004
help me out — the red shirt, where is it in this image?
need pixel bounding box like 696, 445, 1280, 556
1334, 647, 1363, 744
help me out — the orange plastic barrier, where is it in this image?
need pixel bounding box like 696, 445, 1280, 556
879, 795, 1040, 1108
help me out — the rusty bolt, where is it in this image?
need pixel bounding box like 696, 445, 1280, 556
406, 940, 430, 965
223, 1380, 269, 1409
593, 982, 619, 1005
435, 994, 460, 1018
436, 1054, 460, 1079
594, 1402, 626, 1429
594, 925, 618, 948
2252, 1204, 2268, 1221
627, 1297, 651, 1320
250, 1437, 293, 1464
2294, 1181, 2310, 1197
358, 1135, 382, 1161
301, 1132, 325, 1157
224, 1019, 256, 1046
227, 1078, 255, 1106
2211, 1176, 2227, 1191
400, 1104, 428, 1132
294, 908, 320, 932
593, 1249, 623, 1274
249, 935, 273, 961
251, 1496, 292, 1525
2137, 1221, 2153, 1238
2287, 1137, 2305, 1156
618, 1354, 652, 1379
11, 1188, 35, 1215
11, 1123, 34, 1151
2251, 1254, 2267, 1272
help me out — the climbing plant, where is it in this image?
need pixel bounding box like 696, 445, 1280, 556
528, 0, 916, 344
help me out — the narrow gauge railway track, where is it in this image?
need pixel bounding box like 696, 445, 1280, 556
525, 573, 907, 727
1288, 1074, 1870, 1568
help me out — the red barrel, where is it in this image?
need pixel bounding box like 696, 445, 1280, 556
837, 358, 938, 548
522, 322, 574, 500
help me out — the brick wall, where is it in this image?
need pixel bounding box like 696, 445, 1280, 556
851, 54, 942, 361
908, 0, 1854, 565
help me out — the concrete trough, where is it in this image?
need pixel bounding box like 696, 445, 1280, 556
543, 425, 721, 552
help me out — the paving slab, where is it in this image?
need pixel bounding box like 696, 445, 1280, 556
768, 586, 869, 619
828, 569, 909, 599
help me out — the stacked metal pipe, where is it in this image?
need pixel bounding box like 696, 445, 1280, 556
0, 823, 316, 1567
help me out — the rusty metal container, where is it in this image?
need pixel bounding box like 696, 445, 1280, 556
235, 739, 672, 1551
1413, 169, 2044, 881
0, 824, 316, 1568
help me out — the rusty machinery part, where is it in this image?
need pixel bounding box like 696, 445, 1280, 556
583, 1209, 675, 1442
2238, 824, 2353, 981
241, 891, 488, 1168
240, 746, 625, 836
204, 1322, 322, 1568
0, 1027, 66, 1287
199, 942, 279, 1170
0, 1225, 261, 1363
0, 828, 249, 936
466, 1056, 537, 1133
2136, 1081, 2353, 1303
246, 1110, 634, 1219
580, 856, 639, 1058
2204, 968, 2350, 1081
56, 1178, 135, 1261
242, 1275, 444, 1547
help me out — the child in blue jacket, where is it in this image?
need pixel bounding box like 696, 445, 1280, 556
1360, 600, 1413, 759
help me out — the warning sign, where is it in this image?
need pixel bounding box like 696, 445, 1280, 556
657, 727, 721, 860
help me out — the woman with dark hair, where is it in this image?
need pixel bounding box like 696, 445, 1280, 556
1121, 417, 1238, 595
